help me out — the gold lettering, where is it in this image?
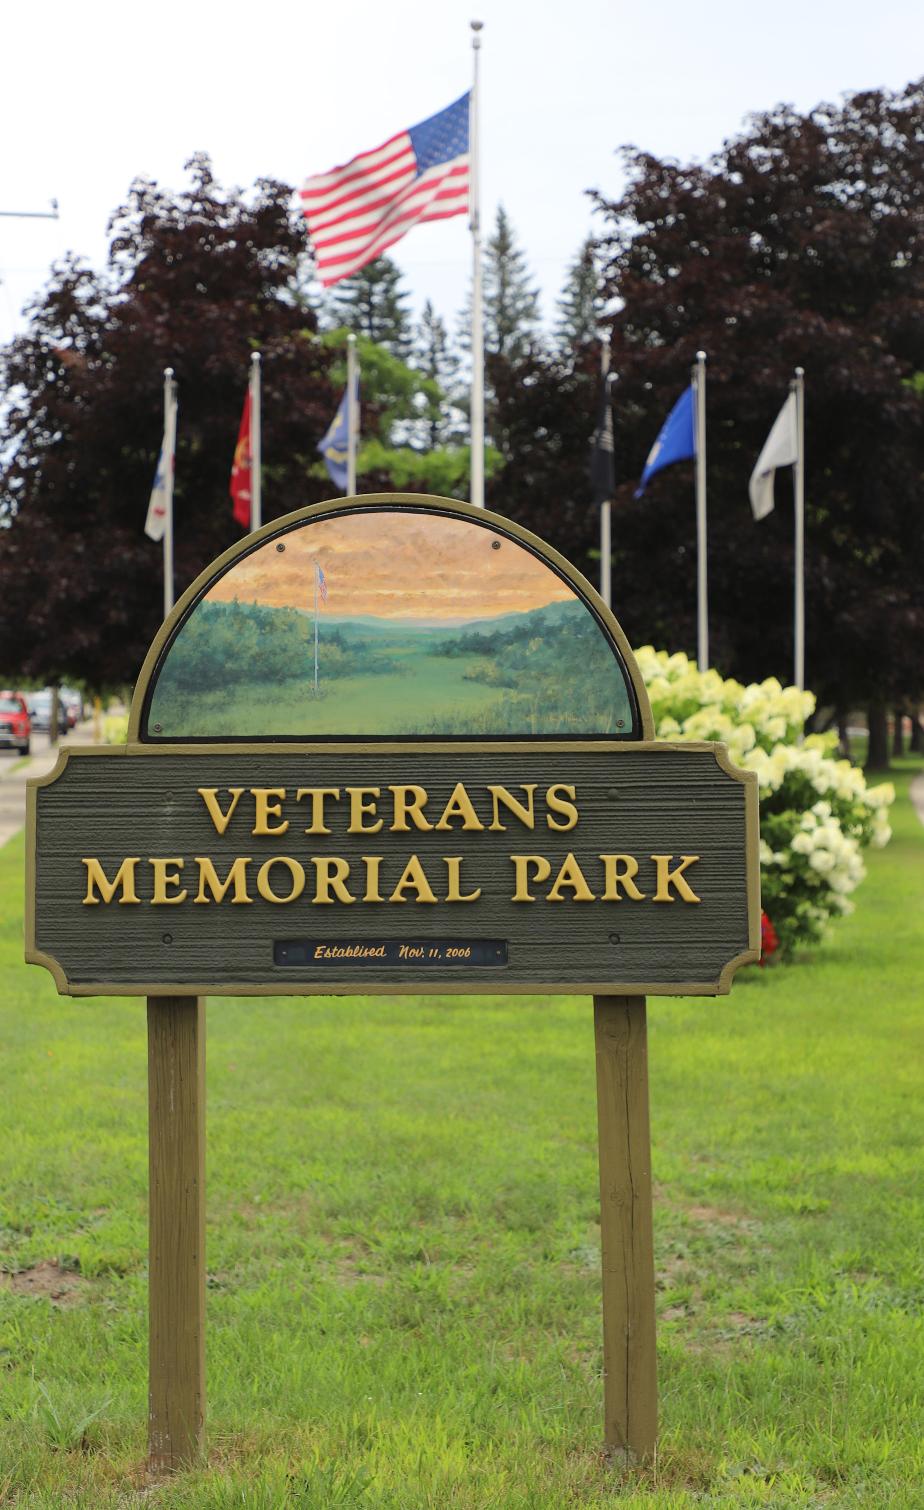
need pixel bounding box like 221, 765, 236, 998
312, 857, 355, 904
361, 855, 384, 903
252, 788, 288, 836
389, 854, 438, 903
256, 856, 306, 904
194, 856, 252, 904
487, 783, 536, 831
150, 857, 188, 905
600, 854, 647, 902
389, 785, 433, 832
435, 782, 485, 831
197, 787, 244, 836
295, 787, 341, 835
82, 856, 140, 905
510, 854, 552, 902
545, 783, 579, 831
443, 856, 481, 903
651, 854, 702, 903
348, 787, 382, 834
547, 852, 595, 902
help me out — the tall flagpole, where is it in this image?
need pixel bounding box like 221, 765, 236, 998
469, 20, 485, 508
600, 342, 613, 609
346, 333, 358, 496
693, 350, 708, 669
793, 366, 805, 692
162, 368, 177, 620
249, 352, 262, 530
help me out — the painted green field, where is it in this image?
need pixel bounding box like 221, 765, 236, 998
147, 599, 633, 737
0, 762, 922, 1507
154, 655, 509, 737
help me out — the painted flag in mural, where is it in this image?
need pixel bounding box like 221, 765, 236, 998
317, 374, 359, 491
749, 391, 798, 520
230, 390, 252, 528
635, 386, 695, 497
144, 384, 178, 541
299, 93, 470, 287
317, 563, 328, 603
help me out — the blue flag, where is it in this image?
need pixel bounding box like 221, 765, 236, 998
318, 375, 359, 491
635, 385, 695, 497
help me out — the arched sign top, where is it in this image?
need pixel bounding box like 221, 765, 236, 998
131, 495, 653, 743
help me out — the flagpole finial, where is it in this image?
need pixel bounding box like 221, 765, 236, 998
695, 350, 707, 364
250, 351, 261, 369
164, 367, 174, 380
794, 366, 804, 378
346, 332, 356, 347
471, 18, 483, 44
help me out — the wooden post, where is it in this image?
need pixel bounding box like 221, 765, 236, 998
147, 996, 206, 1471
593, 994, 657, 1463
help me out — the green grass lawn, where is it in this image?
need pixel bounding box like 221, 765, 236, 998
1, 762, 922, 1508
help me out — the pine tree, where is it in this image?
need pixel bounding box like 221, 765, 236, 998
485, 205, 541, 358
326, 256, 412, 358
555, 237, 604, 355
459, 205, 541, 361
413, 300, 461, 447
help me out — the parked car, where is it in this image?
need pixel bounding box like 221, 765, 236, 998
0, 692, 31, 754
27, 689, 69, 736
59, 687, 85, 727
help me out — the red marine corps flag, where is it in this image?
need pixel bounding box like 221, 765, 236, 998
229, 390, 252, 529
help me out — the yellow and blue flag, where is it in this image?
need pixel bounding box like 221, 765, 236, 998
317, 375, 359, 492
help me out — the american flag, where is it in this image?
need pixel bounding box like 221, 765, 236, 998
299, 93, 470, 287
316, 563, 328, 603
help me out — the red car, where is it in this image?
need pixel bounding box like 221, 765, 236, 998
0, 691, 31, 755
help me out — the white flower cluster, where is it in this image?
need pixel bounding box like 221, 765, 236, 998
635, 646, 815, 760
637, 648, 895, 953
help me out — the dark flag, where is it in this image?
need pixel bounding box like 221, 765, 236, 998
590, 372, 615, 505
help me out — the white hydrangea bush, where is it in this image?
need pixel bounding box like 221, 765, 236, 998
635, 648, 895, 956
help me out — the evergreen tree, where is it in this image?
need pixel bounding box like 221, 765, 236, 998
484, 205, 541, 359
413, 299, 461, 447
326, 256, 412, 358
555, 237, 604, 355
459, 205, 541, 362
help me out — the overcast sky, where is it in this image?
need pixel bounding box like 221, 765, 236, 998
1, 0, 921, 347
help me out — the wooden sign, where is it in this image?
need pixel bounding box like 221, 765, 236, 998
24, 493, 761, 1472
28, 742, 756, 997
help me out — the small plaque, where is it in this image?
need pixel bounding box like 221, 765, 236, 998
274, 939, 508, 968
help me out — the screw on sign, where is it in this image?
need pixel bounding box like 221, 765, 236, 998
26, 494, 760, 1470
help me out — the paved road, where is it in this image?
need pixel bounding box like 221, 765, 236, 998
0, 722, 98, 850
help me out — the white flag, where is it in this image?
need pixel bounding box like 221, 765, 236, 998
749, 391, 798, 520
144, 384, 178, 541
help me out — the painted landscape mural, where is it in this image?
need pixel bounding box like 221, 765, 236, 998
145, 510, 636, 737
